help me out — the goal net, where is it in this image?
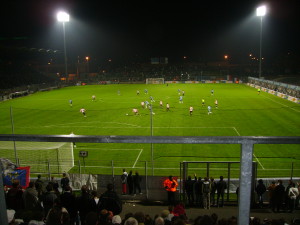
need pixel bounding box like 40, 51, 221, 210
146, 78, 164, 84
0, 141, 74, 174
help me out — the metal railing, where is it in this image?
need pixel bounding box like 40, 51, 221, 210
0, 134, 299, 225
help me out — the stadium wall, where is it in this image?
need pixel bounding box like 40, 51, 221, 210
248, 83, 299, 104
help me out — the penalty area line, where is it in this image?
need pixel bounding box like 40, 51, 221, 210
132, 149, 143, 168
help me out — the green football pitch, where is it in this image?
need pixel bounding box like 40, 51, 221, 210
0, 83, 299, 177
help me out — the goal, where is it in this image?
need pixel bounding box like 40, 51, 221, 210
0, 141, 74, 173
146, 78, 164, 84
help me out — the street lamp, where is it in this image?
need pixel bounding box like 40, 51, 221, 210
57, 11, 70, 79
256, 5, 266, 79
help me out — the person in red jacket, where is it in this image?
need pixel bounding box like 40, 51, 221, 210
163, 175, 178, 205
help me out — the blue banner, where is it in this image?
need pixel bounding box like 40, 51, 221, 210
3, 167, 30, 188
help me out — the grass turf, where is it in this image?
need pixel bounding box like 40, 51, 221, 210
0, 83, 299, 177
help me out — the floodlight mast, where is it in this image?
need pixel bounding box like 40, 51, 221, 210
256, 6, 266, 79
57, 12, 70, 80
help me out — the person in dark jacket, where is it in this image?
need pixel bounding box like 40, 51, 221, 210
194, 177, 203, 208
210, 177, 217, 207
272, 180, 285, 213
216, 176, 227, 207
42, 183, 58, 217
6, 180, 24, 211
127, 171, 134, 195
133, 171, 142, 195
60, 173, 70, 192
184, 175, 196, 206
99, 183, 122, 215
60, 185, 77, 225
22, 181, 40, 211
255, 179, 267, 208
76, 185, 92, 225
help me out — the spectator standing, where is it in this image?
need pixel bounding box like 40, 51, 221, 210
202, 177, 211, 209
121, 169, 128, 195
76, 185, 92, 225
210, 177, 217, 207
272, 180, 285, 213
255, 179, 267, 208
194, 177, 203, 208
6, 180, 24, 211
163, 175, 178, 205
284, 179, 293, 211
90, 190, 101, 215
288, 183, 299, 213
42, 183, 57, 217
99, 183, 123, 215
127, 171, 134, 195
60, 185, 77, 225
35, 174, 44, 198
133, 171, 142, 195
184, 175, 196, 207
60, 173, 70, 192
267, 181, 276, 209
22, 181, 40, 211
216, 176, 227, 207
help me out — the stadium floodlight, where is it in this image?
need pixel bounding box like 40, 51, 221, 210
57, 11, 70, 80
256, 5, 266, 78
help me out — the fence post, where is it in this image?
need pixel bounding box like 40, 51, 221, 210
111, 160, 115, 187
0, 165, 8, 225
47, 160, 51, 181
291, 162, 294, 180
227, 162, 231, 202
206, 162, 210, 178
145, 161, 148, 200
78, 160, 81, 186
238, 142, 254, 225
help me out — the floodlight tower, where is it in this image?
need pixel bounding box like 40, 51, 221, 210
256, 5, 266, 79
57, 11, 70, 79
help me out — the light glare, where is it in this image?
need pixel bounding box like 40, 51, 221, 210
57, 12, 70, 22
256, 6, 266, 17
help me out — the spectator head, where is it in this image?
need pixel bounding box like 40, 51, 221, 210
134, 212, 145, 223
28, 181, 35, 188
37, 174, 41, 179
7, 209, 15, 225
124, 217, 138, 225
85, 212, 98, 225
107, 183, 114, 191
64, 185, 72, 192
220, 176, 224, 180
155, 217, 164, 225
187, 176, 191, 180
169, 176, 173, 180
161, 210, 170, 219
112, 215, 122, 225
81, 185, 89, 193
258, 179, 263, 184
12, 180, 20, 188
62, 173, 67, 177
46, 184, 53, 192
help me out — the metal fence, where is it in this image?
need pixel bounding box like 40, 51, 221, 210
0, 134, 299, 225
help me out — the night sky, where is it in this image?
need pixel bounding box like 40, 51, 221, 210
1, 0, 299, 63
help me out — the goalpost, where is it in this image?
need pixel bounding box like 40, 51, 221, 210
0, 141, 74, 173
146, 78, 165, 84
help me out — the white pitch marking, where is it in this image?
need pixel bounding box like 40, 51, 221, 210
233, 127, 265, 170
263, 96, 300, 113
75, 148, 142, 151
132, 149, 143, 168
232, 127, 241, 136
